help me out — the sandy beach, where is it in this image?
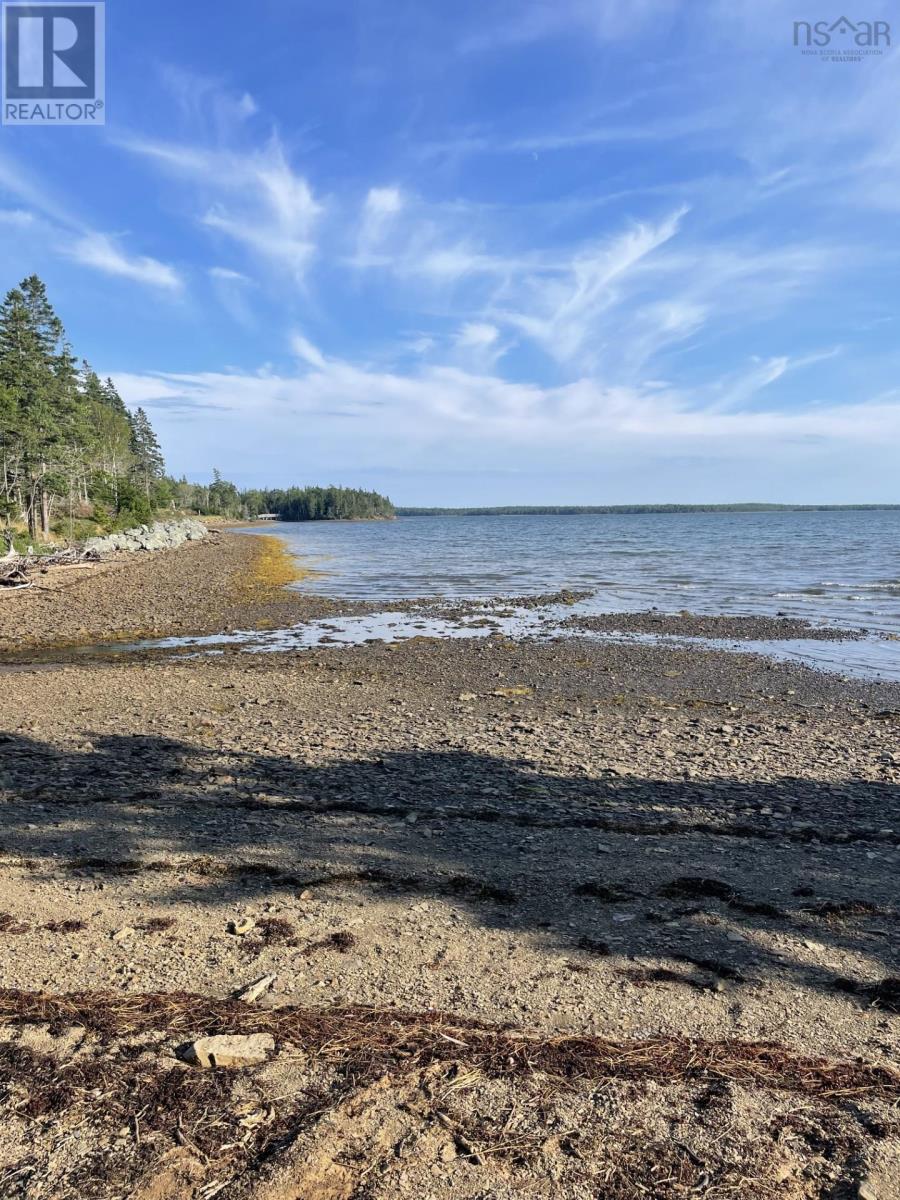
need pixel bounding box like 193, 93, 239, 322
0, 531, 898, 1199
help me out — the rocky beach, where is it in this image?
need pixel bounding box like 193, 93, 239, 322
0, 529, 898, 1199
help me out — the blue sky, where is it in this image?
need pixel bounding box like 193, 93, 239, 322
1, 0, 899, 504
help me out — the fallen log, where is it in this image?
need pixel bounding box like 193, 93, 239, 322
0, 546, 100, 590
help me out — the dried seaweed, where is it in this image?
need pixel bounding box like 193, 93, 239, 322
302, 930, 358, 956
0, 913, 29, 934
0, 988, 894, 1101
43, 919, 87, 934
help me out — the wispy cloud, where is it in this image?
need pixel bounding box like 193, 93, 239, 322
208, 266, 249, 282
115, 348, 900, 462
498, 207, 688, 367
423, 113, 726, 161
121, 131, 323, 281
208, 265, 254, 325
338, 179, 850, 392
355, 186, 405, 261
66, 233, 183, 291
456, 321, 499, 349
459, 0, 679, 54
0, 149, 183, 294
160, 64, 258, 137
290, 331, 328, 370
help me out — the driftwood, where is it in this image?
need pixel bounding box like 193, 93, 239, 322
0, 544, 100, 591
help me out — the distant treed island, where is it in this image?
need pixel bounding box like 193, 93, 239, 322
0, 275, 393, 547
238, 485, 395, 522
397, 504, 900, 515
172, 475, 395, 522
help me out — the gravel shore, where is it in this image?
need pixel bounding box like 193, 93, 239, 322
0, 529, 352, 653
0, 533, 897, 1199
564, 609, 866, 640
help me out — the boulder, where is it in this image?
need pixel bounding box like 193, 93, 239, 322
84, 519, 207, 558
183, 1033, 275, 1069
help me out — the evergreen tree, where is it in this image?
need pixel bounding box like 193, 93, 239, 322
0, 273, 395, 539
0, 275, 167, 538
208, 467, 241, 516
129, 406, 165, 500
0, 277, 66, 536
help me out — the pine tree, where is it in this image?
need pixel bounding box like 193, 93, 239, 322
100, 375, 128, 417
129, 406, 165, 500
0, 277, 66, 536
0, 275, 168, 538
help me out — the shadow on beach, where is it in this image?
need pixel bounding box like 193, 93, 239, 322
1, 729, 897, 1011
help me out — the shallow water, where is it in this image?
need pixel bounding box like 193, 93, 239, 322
242, 510, 900, 638
112, 511, 900, 681
140, 598, 900, 682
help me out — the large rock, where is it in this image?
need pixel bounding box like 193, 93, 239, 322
84, 519, 207, 558
183, 1032, 274, 1069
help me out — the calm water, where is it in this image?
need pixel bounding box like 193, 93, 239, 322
249, 511, 900, 637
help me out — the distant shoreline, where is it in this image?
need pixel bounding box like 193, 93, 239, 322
397, 504, 900, 516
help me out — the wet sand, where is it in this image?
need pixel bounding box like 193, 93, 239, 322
0, 532, 898, 1199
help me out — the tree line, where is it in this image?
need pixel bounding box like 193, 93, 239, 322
0, 275, 167, 539
0, 276, 394, 540
397, 504, 900, 516
177, 477, 395, 522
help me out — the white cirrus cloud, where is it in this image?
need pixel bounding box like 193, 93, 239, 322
456, 322, 499, 349
208, 266, 249, 282
290, 332, 328, 370
0, 148, 185, 294
498, 207, 689, 366
66, 233, 183, 291
121, 132, 323, 281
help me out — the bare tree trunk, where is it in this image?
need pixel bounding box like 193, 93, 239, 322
27, 483, 37, 541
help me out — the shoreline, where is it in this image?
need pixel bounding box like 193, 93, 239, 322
0, 529, 357, 656
1, 530, 898, 1196
0, 526, 890, 668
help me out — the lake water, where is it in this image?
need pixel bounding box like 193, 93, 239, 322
251, 510, 900, 638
